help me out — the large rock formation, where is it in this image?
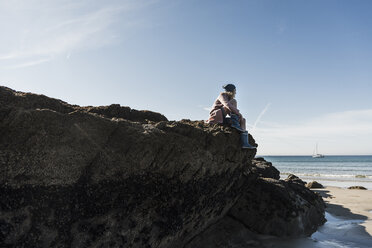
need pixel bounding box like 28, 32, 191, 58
185, 170, 326, 248
0, 86, 325, 247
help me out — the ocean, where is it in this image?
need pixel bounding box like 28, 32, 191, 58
262, 155, 372, 189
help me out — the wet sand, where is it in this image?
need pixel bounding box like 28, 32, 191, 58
313, 186, 372, 236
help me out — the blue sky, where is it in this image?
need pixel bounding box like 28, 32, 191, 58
1, 0, 372, 155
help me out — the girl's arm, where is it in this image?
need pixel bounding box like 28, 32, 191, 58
218, 93, 240, 115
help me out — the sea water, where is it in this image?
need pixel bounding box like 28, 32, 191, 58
262, 155, 372, 189
256, 213, 372, 248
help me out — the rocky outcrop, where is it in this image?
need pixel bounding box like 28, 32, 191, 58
186, 176, 326, 248
306, 181, 324, 189
251, 157, 280, 179
0, 86, 325, 247
228, 175, 325, 237
348, 186, 367, 190
0, 86, 167, 123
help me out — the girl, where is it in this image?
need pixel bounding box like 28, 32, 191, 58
207, 84, 255, 149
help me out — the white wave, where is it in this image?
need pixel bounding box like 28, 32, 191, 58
280, 172, 372, 180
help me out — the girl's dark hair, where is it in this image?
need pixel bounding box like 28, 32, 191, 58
222, 84, 236, 92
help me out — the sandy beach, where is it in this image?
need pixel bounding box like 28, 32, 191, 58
313, 186, 372, 237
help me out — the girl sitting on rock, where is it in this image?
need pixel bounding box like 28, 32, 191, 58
207, 84, 256, 149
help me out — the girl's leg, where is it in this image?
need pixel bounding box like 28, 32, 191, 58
240, 117, 246, 131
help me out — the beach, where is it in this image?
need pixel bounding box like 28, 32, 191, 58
314, 186, 372, 237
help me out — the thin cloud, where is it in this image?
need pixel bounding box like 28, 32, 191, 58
1, 5, 120, 59
0, 0, 151, 69
252, 102, 271, 132
5, 58, 52, 69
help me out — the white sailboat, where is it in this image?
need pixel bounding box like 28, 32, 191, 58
312, 143, 324, 158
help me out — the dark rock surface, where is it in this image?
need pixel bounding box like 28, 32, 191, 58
185, 216, 261, 248
285, 174, 306, 186
228, 175, 325, 237
186, 175, 326, 247
0, 86, 325, 247
251, 157, 280, 180
348, 186, 367, 190
306, 181, 324, 189
0, 86, 167, 123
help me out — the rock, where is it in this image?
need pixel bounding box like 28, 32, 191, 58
0, 86, 325, 247
0, 86, 167, 123
189, 175, 326, 245
285, 174, 306, 186
251, 157, 280, 180
0, 86, 257, 247
228, 177, 326, 237
0, 86, 75, 114
79, 104, 168, 123
348, 186, 367, 190
252, 157, 266, 162
185, 216, 262, 248
306, 181, 324, 189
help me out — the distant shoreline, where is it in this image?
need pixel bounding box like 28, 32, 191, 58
263, 155, 372, 190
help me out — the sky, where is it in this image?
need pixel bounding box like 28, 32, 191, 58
1, 0, 372, 155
